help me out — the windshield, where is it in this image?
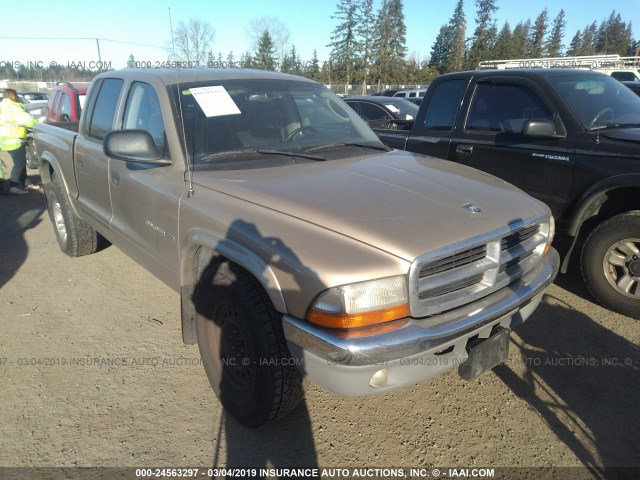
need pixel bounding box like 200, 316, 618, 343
547, 73, 640, 130
172, 79, 383, 166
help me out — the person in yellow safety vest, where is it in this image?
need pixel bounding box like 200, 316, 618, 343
0, 89, 38, 195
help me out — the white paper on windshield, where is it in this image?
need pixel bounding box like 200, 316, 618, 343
189, 86, 241, 117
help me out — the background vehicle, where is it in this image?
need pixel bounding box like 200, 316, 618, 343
18, 92, 48, 121
45, 82, 89, 123
34, 68, 557, 427
26, 82, 89, 169
623, 81, 640, 96
344, 96, 418, 129
392, 88, 428, 105
374, 68, 640, 319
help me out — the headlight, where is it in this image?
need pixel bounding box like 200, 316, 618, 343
307, 275, 409, 329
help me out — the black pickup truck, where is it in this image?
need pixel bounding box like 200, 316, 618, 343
374, 69, 640, 319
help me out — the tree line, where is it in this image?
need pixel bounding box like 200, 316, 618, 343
3, 0, 638, 85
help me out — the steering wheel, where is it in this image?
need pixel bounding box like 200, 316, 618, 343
285, 126, 317, 142
589, 107, 614, 128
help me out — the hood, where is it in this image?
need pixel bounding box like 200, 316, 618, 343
601, 127, 640, 144
193, 150, 549, 261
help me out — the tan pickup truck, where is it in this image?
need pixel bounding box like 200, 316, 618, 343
34, 69, 559, 427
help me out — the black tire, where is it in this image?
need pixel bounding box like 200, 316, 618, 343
25, 142, 38, 169
45, 173, 98, 257
581, 211, 640, 319
194, 260, 303, 427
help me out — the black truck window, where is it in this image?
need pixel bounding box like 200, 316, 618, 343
466, 83, 553, 133
424, 79, 466, 130
86, 78, 124, 141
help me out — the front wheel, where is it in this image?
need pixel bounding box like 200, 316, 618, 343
194, 260, 303, 427
581, 211, 640, 319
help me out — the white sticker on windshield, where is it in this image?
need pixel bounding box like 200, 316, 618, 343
189, 86, 241, 117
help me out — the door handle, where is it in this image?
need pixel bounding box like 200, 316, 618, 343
110, 170, 120, 186
456, 144, 474, 154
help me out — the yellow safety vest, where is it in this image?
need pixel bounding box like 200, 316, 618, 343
0, 99, 36, 151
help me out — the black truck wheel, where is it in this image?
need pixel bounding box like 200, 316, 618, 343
581, 211, 640, 319
45, 173, 98, 257
194, 260, 303, 427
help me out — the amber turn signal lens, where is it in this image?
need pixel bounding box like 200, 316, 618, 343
308, 303, 410, 329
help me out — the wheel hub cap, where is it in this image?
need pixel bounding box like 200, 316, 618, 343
604, 239, 640, 298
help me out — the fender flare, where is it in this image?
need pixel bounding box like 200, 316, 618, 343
38, 152, 84, 219
560, 174, 640, 273
179, 228, 287, 345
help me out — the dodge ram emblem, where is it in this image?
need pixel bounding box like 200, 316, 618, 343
464, 203, 483, 214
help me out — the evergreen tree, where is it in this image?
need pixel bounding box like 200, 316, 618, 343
429, 25, 454, 74
328, 0, 361, 85
445, 0, 466, 73
430, 0, 466, 74
355, 0, 375, 86
307, 50, 321, 81
529, 9, 549, 57
240, 51, 253, 68
493, 22, 514, 59
567, 30, 583, 56
580, 22, 598, 55
511, 20, 531, 58
595, 11, 633, 55
372, 0, 407, 83
254, 31, 277, 70
545, 9, 566, 57
226, 51, 235, 67
465, 0, 499, 69
126, 54, 136, 68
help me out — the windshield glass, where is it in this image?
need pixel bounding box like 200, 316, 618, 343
172, 79, 383, 166
547, 73, 640, 130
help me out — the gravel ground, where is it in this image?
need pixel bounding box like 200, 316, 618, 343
0, 153, 638, 480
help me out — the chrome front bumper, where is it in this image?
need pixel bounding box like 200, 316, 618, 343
283, 248, 559, 396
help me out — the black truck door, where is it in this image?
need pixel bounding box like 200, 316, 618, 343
404, 78, 468, 160
451, 77, 574, 217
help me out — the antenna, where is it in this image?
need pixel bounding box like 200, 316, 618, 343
169, 7, 195, 198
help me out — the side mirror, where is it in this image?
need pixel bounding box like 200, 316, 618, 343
522, 119, 563, 138
104, 129, 169, 165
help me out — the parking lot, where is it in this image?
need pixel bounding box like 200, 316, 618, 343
0, 152, 638, 478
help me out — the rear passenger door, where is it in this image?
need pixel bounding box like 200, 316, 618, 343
451, 77, 574, 217
74, 78, 124, 230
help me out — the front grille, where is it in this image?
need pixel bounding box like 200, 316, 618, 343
409, 215, 550, 319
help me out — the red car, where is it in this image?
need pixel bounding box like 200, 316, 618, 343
45, 82, 89, 122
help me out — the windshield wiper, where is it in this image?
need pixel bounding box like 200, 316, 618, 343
200, 149, 326, 163
305, 142, 392, 153
588, 123, 640, 131
256, 149, 326, 161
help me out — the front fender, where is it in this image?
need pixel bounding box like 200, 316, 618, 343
179, 228, 287, 345
560, 174, 640, 273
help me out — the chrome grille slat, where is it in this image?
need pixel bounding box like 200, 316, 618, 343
418, 257, 498, 294
420, 245, 487, 277
408, 215, 550, 319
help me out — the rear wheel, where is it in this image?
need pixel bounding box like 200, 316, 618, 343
581, 211, 640, 319
194, 260, 303, 427
45, 173, 98, 256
